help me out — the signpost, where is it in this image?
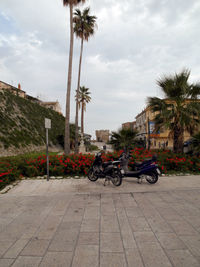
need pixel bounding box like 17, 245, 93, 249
45, 118, 51, 181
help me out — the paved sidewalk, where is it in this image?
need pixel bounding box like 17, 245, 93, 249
0, 176, 200, 266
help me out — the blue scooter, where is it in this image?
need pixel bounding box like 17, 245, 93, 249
119, 152, 161, 184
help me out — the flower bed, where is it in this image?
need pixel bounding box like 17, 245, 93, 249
0, 149, 200, 190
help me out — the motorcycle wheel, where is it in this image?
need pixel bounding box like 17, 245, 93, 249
145, 172, 158, 184
88, 169, 98, 182
111, 169, 122, 186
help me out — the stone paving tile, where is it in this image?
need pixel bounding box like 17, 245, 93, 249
117, 217, 137, 249
137, 242, 172, 267
129, 217, 151, 232
179, 234, 200, 261
0, 240, 16, 257
166, 249, 200, 267
63, 207, 85, 222
184, 215, 200, 231
156, 207, 183, 221
72, 245, 99, 267
0, 258, 15, 267
134, 231, 157, 243
84, 206, 100, 220
101, 205, 116, 216
100, 232, 124, 253
39, 251, 73, 267
80, 219, 100, 232
33, 215, 62, 240
125, 207, 143, 217
156, 233, 186, 250
147, 217, 173, 233
48, 239, 76, 252
100, 252, 127, 267
20, 239, 50, 256
77, 232, 99, 245
101, 215, 120, 232
11, 256, 42, 267
125, 248, 144, 267
168, 220, 198, 235
3, 239, 30, 259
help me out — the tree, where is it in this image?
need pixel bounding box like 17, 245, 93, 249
191, 132, 200, 155
56, 123, 77, 149
147, 69, 200, 153
62, 0, 86, 155
78, 86, 91, 134
73, 7, 97, 153
110, 128, 138, 151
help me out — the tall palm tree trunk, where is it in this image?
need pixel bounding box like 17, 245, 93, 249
64, 4, 74, 155
81, 103, 84, 134
75, 38, 84, 153
173, 126, 184, 153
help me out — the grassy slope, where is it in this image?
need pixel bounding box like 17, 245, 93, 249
0, 90, 65, 149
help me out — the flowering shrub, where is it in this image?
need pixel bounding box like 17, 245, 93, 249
0, 149, 200, 190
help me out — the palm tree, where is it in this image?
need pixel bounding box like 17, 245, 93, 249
110, 128, 138, 151
73, 7, 97, 153
62, 0, 86, 155
78, 86, 91, 134
147, 69, 200, 153
191, 132, 200, 155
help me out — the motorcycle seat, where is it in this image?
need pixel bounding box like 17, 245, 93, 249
135, 159, 151, 167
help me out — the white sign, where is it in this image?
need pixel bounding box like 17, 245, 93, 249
45, 118, 51, 129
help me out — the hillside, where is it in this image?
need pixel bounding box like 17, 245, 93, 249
0, 90, 65, 156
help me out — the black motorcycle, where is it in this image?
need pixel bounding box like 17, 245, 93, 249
88, 152, 122, 186
119, 152, 161, 184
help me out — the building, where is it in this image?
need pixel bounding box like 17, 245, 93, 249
0, 80, 62, 114
0, 81, 26, 98
96, 130, 110, 143
135, 100, 200, 150
40, 101, 62, 114
122, 121, 136, 131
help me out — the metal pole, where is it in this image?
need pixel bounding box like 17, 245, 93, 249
148, 117, 151, 150
46, 128, 49, 181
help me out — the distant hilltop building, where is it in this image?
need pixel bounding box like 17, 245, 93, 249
0, 81, 26, 98
0, 80, 62, 114
96, 130, 110, 143
40, 101, 62, 114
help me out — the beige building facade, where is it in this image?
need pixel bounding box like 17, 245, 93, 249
135, 103, 197, 150
122, 121, 136, 131
40, 101, 62, 114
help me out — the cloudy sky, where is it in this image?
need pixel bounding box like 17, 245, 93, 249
0, 0, 200, 138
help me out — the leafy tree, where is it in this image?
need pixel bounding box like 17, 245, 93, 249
147, 69, 200, 153
110, 128, 138, 151
191, 132, 200, 155
62, 0, 86, 155
78, 86, 91, 134
73, 7, 97, 153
